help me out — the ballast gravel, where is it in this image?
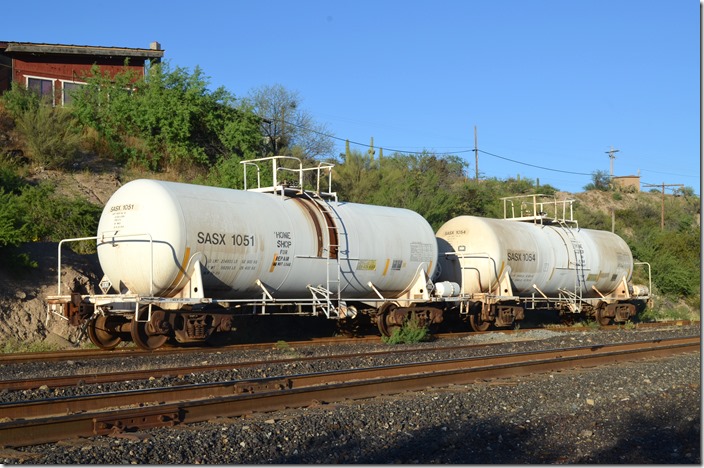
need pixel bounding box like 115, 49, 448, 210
0, 325, 700, 464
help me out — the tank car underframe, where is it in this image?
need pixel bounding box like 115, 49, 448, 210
457, 285, 642, 330
521, 295, 639, 325
46, 287, 453, 349
374, 301, 445, 337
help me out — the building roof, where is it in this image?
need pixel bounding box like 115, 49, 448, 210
0, 41, 164, 59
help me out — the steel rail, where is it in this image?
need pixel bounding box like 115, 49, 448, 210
0, 336, 698, 448
0, 335, 383, 364
0, 339, 524, 391
0, 320, 696, 365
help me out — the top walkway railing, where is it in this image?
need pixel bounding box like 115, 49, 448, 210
501, 194, 578, 227
241, 156, 337, 201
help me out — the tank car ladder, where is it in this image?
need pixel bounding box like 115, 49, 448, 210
556, 219, 587, 312
302, 193, 343, 319
240, 155, 344, 318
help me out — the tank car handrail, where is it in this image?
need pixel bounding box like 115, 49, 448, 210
276, 161, 304, 193
500, 193, 577, 225
54, 293, 399, 312
98, 232, 155, 296
242, 155, 303, 191
442, 251, 503, 296
301, 161, 336, 200
241, 160, 262, 189
56, 235, 99, 296
633, 262, 652, 298
241, 155, 337, 200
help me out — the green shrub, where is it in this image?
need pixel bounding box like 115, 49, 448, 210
622, 320, 636, 330
639, 296, 700, 322
0, 155, 28, 194
17, 183, 101, 252
1, 338, 61, 354
583, 170, 611, 191
2, 249, 38, 273
199, 155, 246, 189
0, 82, 38, 116
1, 84, 82, 169
0, 180, 101, 267
382, 314, 431, 344
0, 188, 25, 247
274, 340, 302, 357
70, 62, 262, 171
15, 103, 82, 169
573, 319, 600, 330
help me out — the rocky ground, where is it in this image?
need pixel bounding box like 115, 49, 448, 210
0, 327, 700, 464
0, 242, 102, 349
0, 160, 122, 350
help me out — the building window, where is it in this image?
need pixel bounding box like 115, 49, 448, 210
27, 77, 54, 101
62, 81, 85, 106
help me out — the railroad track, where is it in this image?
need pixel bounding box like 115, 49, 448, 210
0, 339, 517, 392
0, 334, 384, 364
0, 320, 695, 365
0, 335, 698, 448
2, 321, 695, 391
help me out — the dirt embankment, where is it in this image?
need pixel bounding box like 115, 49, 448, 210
0, 160, 122, 349
0, 242, 102, 348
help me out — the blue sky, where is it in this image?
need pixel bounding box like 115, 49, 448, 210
4, 0, 700, 194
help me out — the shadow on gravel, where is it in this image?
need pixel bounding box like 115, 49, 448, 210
574, 411, 701, 464
264, 404, 700, 464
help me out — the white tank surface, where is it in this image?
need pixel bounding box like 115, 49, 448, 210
96, 179, 437, 299
435, 215, 634, 298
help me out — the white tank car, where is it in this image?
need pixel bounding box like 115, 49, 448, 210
435, 215, 634, 299
96, 179, 438, 301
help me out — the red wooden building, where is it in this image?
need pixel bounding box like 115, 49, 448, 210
0, 41, 164, 105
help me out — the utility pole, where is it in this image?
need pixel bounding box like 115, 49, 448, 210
605, 146, 619, 178
474, 125, 479, 182
643, 182, 684, 230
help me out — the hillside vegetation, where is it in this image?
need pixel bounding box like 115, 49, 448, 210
0, 63, 699, 321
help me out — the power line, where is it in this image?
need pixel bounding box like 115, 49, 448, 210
640, 168, 700, 179
275, 116, 474, 156
274, 115, 595, 176
643, 182, 685, 230
285, 115, 698, 186
477, 149, 593, 176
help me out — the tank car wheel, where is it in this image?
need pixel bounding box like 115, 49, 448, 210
469, 314, 491, 332
468, 303, 491, 332
130, 311, 169, 351
87, 315, 123, 350
377, 302, 401, 338
594, 307, 612, 326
